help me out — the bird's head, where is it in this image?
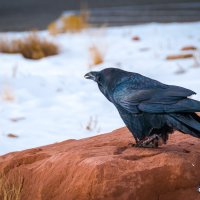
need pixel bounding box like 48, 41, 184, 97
84, 71, 100, 82
84, 68, 132, 98
84, 68, 120, 85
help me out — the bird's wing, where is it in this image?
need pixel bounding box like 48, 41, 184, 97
139, 98, 200, 113
113, 82, 197, 114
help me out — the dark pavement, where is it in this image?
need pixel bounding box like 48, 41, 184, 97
0, 0, 200, 31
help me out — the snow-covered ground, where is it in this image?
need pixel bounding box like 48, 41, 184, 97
0, 22, 200, 155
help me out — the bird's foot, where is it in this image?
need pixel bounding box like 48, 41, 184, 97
134, 134, 162, 148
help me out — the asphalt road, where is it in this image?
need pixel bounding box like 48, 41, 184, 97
0, 0, 200, 31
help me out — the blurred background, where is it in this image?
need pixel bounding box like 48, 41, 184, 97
0, 0, 200, 155
1, 0, 200, 31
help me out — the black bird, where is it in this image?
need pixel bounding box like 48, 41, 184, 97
84, 68, 200, 147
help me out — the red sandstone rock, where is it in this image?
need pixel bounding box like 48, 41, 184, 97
0, 128, 200, 200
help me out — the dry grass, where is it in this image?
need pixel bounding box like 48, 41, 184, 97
48, 12, 89, 35
10, 117, 25, 123
192, 51, 200, 68
7, 133, 18, 138
175, 65, 186, 75
89, 45, 104, 67
1, 86, 15, 102
181, 46, 197, 51
84, 116, 100, 132
166, 54, 193, 60
0, 171, 24, 200
0, 33, 58, 59
132, 36, 140, 41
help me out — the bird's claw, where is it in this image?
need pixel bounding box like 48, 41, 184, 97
133, 134, 162, 148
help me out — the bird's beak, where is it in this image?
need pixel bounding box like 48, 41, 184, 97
84, 72, 98, 81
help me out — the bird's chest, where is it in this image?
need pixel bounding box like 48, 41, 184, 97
98, 85, 114, 102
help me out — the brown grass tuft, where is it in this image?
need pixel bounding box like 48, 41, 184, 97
48, 12, 89, 35
181, 46, 197, 51
0, 33, 58, 59
132, 36, 140, 41
89, 45, 104, 67
166, 54, 193, 60
7, 133, 18, 138
2, 86, 15, 102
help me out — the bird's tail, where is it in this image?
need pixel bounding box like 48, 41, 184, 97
167, 113, 200, 138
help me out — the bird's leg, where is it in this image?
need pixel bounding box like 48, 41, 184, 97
142, 134, 160, 147
134, 134, 161, 148
128, 137, 140, 147
134, 136, 140, 144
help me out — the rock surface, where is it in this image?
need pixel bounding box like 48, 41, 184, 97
0, 127, 200, 200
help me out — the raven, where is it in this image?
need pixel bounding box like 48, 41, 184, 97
84, 68, 200, 147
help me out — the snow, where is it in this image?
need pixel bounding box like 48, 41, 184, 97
0, 22, 200, 155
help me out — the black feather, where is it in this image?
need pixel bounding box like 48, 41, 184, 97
85, 68, 200, 144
